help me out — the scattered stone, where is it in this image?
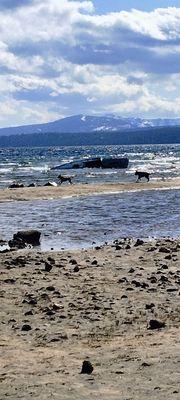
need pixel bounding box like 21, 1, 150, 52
4, 278, 16, 284
46, 286, 55, 291
8, 182, 24, 189
69, 259, 77, 265
148, 319, 166, 330
28, 183, 36, 187
145, 303, 155, 310
91, 260, 98, 265
44, 261, 53, 272
74, 265, 79, 272
128, 268, 135, 273
24, 310, 34, 316
134, 239, 144, 247
21, 324, 32, 331
159, 247, 171, 253
80, 360, 94, 374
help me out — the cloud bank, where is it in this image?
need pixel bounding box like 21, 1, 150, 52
0, 0, 180, 126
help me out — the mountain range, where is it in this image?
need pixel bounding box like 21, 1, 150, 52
1, 114, 180, 136
0, 115, 179, 146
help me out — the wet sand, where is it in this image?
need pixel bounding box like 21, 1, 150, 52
0, 238, 179, 399
0, 179, 180, 202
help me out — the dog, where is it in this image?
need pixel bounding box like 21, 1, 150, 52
135, 170, 150, 182
58, 174, 72, 184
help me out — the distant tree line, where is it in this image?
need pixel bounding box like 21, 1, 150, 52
0, 126, 179, 147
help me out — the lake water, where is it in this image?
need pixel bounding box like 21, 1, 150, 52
0, 144, 179, 250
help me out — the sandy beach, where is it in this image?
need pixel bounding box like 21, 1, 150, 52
0, 179, 180, 202
0, 237, 179, 399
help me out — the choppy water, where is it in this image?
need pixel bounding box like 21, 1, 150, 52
0, 144, 179, 250
0, 144, 179, 188
0, 189, 179, 250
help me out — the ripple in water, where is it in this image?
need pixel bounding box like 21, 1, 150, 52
0, 189, 179, 250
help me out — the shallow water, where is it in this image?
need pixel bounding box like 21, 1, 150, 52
0, 189, 179, 250
0, 144, 179, 188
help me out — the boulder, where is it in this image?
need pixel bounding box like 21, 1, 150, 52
8, 182, 24, 189
13, 230, 41, 246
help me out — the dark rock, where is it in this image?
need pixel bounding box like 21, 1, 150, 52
4, 278, 16, 284
74, 265, 79, 272
69, 259, 77, 265
28, 183, 36, 187
80, 360, 94, 374
21, 324, 32, 331
115, 245, 122, 250
46, 286, 55, 291
44, 261, 53, 272
148, 319, 166, 330
159, 275, 168, 283
47, 256, 55, 264
159, 247, 170, 253
134, 239, 144, 247
164, 254, 172, 260
125, 244, 131, 249
12, 230, 41, 246
145, 303, 155, 310
132, 280, 141, 287
8, 182, 24, 189
24, 310, 34, 316
91, 260, 98, 265
128, 268, 135, 273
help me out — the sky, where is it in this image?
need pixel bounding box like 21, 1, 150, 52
0, 0, 180, 127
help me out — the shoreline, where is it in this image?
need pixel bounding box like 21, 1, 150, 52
0, 237, 179, 399
0, 179, 180, 202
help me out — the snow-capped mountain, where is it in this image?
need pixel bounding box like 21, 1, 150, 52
0, 114, 180, 136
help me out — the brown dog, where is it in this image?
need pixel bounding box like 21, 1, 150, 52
135, 170, 150, 182
58, 174, 72, 184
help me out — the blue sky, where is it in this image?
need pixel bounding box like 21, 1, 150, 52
0, 0, 180, 127
93, 0, 180, 13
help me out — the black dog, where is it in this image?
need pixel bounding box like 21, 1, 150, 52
135, 170, 150, 182
58, 174, 72, 184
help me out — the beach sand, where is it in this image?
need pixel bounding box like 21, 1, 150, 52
0, 237, 179, 399
0, 179, 180, 202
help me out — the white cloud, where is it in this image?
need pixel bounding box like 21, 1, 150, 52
0, 1, 180, 126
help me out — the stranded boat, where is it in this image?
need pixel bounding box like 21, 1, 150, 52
51, 157, 129, 170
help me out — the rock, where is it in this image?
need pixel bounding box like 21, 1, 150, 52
44, 262, 53, 272
91, 260, 98, 265
148, 319, 166, 330
21, 324, 32, 331
128, 267, 135, 273
134, 239, 144, 247
115, 245, 122, 250
125, 244, 131, 249
28, 183, 36, 187
80, 360, 94, 374
159, 247, 170, 253
44, 181, 57, 187
24, 310, 34, 316
69, 259, 77, 265
46, 286, 55, 291
8, 182, 24, 189
74, 265, 79, 272
12, 230, 41, 246
145, 303, 155, 310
